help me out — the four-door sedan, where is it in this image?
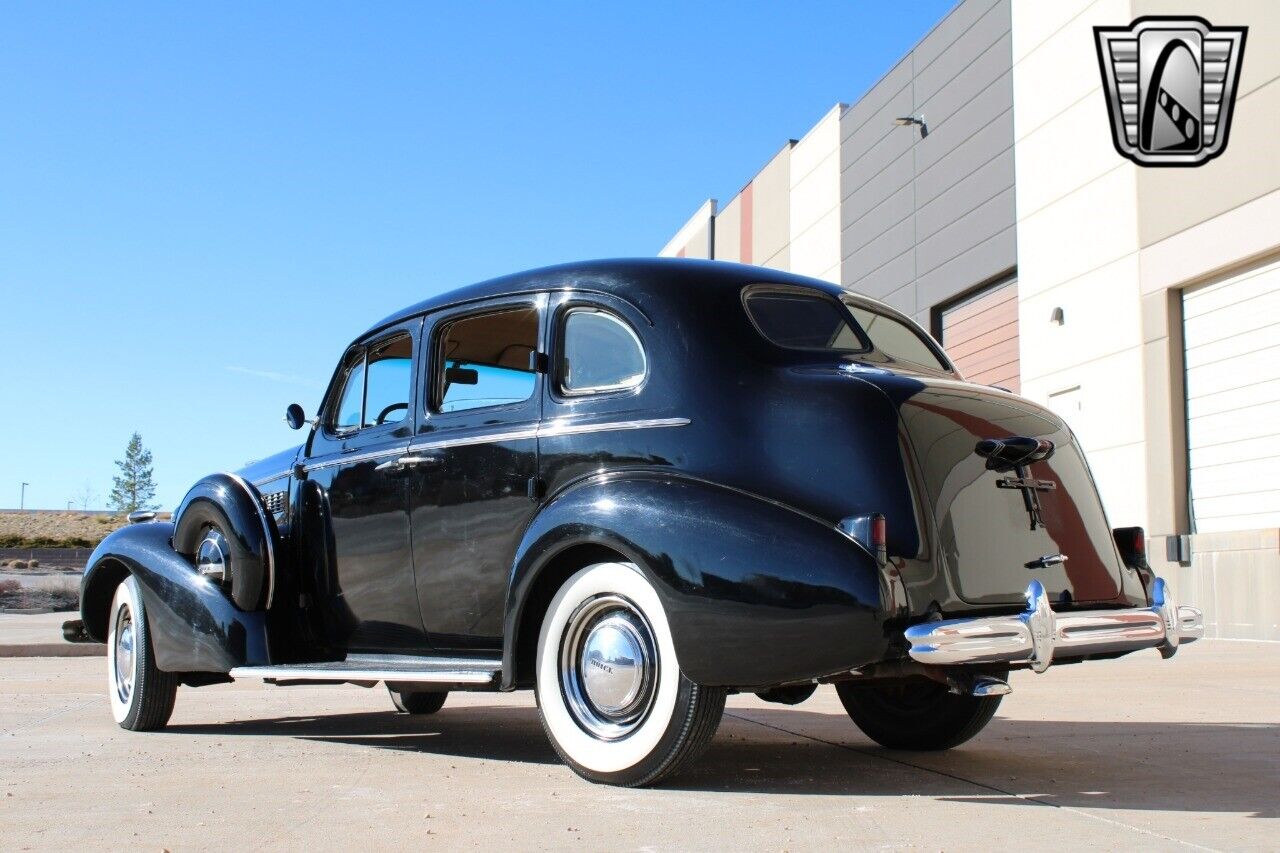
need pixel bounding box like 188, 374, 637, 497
73, 258, 1202, 786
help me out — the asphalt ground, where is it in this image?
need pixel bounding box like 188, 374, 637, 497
2, 640, 1276, 851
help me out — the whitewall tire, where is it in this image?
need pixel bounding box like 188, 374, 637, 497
107, 576, 178, 731
535, 562, 725, 786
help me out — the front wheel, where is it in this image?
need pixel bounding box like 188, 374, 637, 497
107, 576, 178, 731
535, 562, 726, 787
835, 678, 1001, 750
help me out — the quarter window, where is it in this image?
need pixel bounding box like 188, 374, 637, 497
435, 307, 539, 413
333, 358, 365, 431
560, 309, 645, 394
330, 333, 413, 432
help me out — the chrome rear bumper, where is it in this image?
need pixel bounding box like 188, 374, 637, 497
904, 578, 1203, 672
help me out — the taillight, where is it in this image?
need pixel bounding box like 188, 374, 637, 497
1113, 526, 1148, 569
837, 512, 888, 567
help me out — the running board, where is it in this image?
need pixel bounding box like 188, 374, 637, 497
229, 654, 501, 685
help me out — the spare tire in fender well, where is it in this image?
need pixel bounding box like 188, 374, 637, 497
172, 473, 279, 611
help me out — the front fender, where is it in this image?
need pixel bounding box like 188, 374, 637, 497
80, 522, 269, 673
504, 473, 890, 689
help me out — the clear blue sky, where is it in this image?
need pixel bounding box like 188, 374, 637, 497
1, 1, 954, 510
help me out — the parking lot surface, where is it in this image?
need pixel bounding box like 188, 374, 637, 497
2, 641, 1276, 851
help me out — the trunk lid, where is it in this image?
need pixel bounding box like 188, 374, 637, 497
891, 377, 1126, 607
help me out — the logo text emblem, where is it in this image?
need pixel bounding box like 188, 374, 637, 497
1094, 17, 1246, 167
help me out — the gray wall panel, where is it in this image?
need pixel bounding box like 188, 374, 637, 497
914, 1, 1010, 107
841, 148, 913, 232
842, 183, 914, 258
914, 225, 1016, 310
839, 0, 1014, 313
912, 0, 1000, 70
915, 186, 1015, 275
840, 84, 914, 174
916, 148, 1013, 240
849, 251, 916, 303
843, 216, 915, 282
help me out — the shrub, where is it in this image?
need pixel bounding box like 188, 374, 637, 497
0, 579, 19, 594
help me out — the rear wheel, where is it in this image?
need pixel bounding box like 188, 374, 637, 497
835, 679, 1000, 750
535, 562, 726, 787
107, 576, 178, 731
388, 686, 448, 715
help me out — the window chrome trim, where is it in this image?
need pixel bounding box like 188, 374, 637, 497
558, 307, 647, 397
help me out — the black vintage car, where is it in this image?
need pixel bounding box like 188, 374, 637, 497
75, 258, 1202, 786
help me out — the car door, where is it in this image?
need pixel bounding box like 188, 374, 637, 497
303, 317, 429, 652
407, 295, 545, 649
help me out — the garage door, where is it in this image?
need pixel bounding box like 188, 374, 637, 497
939, 279, 1020, 393
1183, 256, 1280, 533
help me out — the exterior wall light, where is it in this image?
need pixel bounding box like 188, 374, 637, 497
1050, 307, 1065, 326
894, 115, 928, 137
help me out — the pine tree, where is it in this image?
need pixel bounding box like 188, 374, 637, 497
109, 432, 158, 513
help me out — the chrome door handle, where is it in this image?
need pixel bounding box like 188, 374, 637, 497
397, 455, 440, 468
375, 454, 440, 472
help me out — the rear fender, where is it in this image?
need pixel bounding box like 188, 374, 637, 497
80, 521, 269, 673
503, 473, 889, 690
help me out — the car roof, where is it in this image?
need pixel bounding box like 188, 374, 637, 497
362, 257, 851, 338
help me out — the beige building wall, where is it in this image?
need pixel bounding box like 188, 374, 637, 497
752, 144, 793, 270
1013, 0, 1280, 638
789, 104, 845, 282
658, 199, 716, 259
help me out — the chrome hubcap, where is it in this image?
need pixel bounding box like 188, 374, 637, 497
196, 527, 229, 582
560, 595, 658, 740
114, 606, 135, 705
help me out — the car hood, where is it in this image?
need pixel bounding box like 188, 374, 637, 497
236, 444, 302, 486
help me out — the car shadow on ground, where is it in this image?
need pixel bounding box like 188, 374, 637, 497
168, 705, 1279, 817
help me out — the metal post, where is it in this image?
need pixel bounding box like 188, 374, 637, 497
20, 482, 29, 511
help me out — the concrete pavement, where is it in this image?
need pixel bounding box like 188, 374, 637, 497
2, 640, 1276, 851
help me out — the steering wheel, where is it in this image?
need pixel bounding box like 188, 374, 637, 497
374, 402, 408, 425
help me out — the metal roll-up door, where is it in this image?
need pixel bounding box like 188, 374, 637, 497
939, 279, 1020, 393
1183, 256, 1280, 533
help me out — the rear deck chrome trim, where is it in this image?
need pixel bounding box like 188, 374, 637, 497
904, 578, 1202, 672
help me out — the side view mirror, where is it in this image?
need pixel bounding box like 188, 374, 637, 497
445, 366, 479, 386
285, 403, 312, 430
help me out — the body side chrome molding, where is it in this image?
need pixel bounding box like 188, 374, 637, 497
300, 418, 690, 469
302, 446, 405, 473
407, 416, 690, 453
250, 470, 293, 487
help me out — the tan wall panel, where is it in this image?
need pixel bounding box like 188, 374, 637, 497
941, 279, 1020, 392
714, 196, 742, 263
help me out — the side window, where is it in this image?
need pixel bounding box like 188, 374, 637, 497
844, 304, 948, 372
333, 357, 365, 431
435, 306, 538, 413
363, 336, 412, 426
560, 308, 646, 394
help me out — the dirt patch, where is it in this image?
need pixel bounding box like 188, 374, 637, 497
0, 510, 167, 548
0, 577, 78, 612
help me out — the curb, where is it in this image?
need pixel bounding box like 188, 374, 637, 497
0, 643, 106, 658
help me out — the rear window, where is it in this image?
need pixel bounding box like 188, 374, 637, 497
845, 303, 948, 372
744, 291, 867, 351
